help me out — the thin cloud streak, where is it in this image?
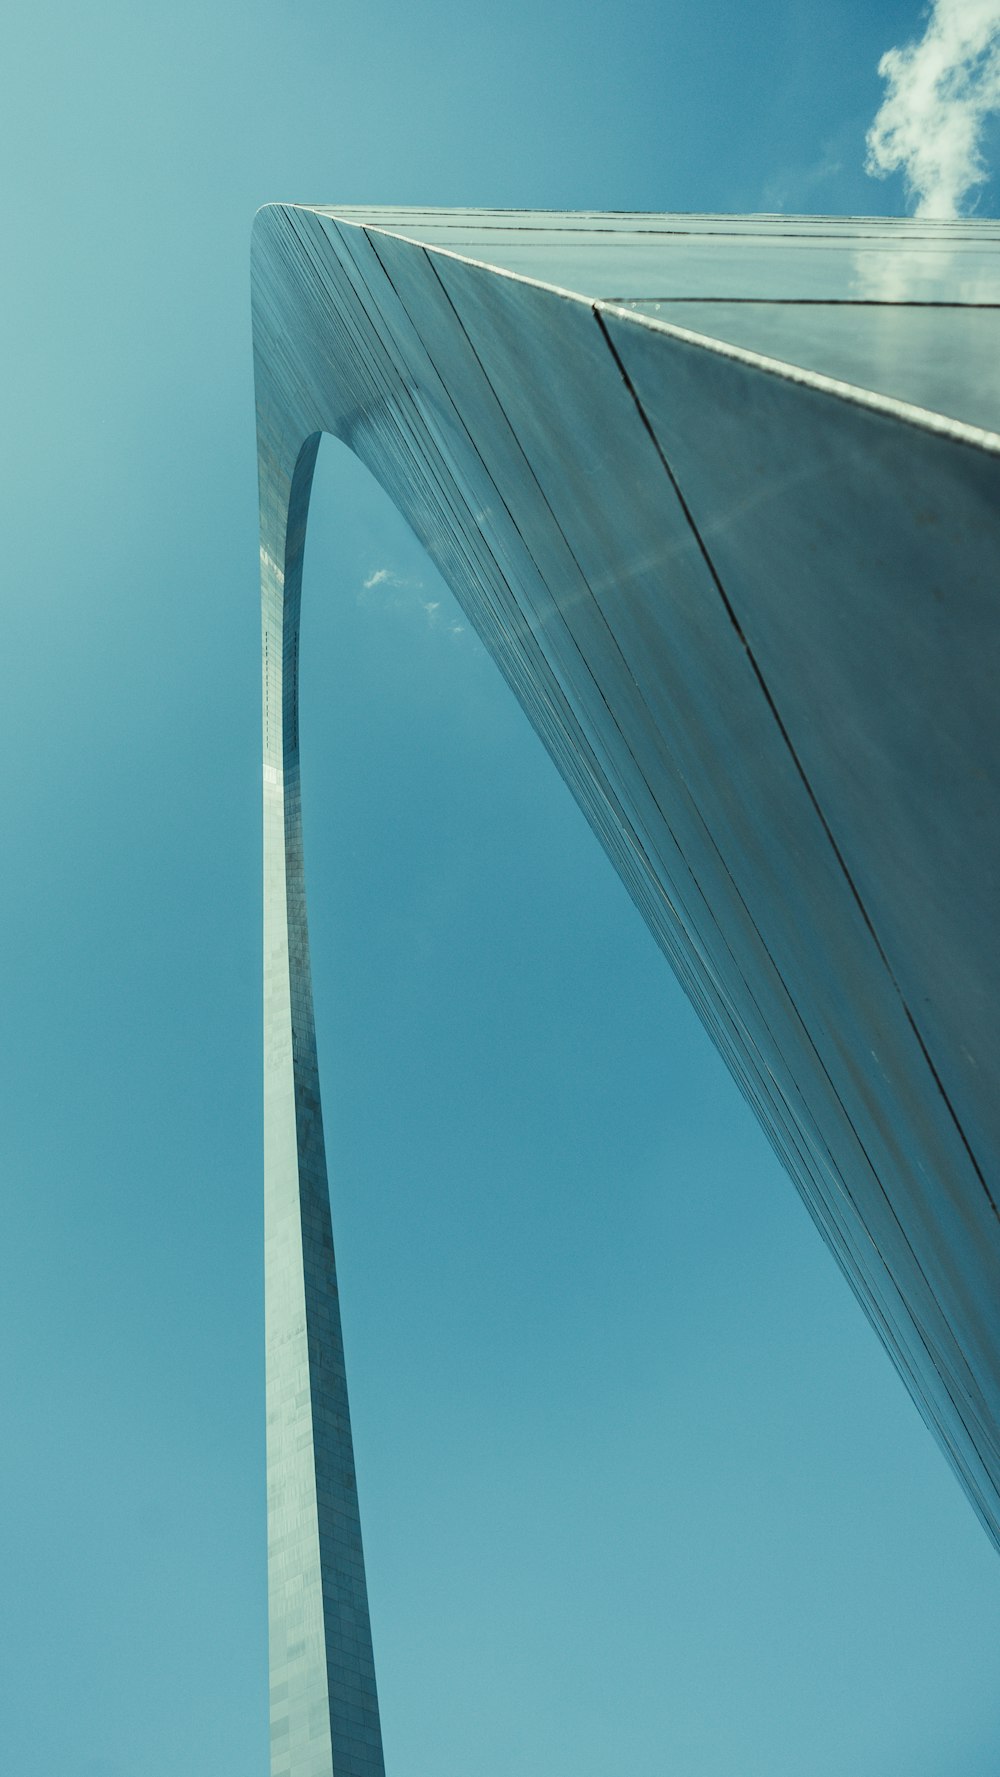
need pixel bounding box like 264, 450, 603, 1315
866, 0, 1000, 217
359, 569, 466, 637
363, 567, 406, 590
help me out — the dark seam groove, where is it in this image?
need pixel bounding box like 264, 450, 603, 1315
593, 303, 998, 1223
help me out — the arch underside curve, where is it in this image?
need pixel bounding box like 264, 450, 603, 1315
253, 205, 1000, 1777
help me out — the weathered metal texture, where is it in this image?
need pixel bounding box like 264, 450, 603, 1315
253, 208, 1000, 1773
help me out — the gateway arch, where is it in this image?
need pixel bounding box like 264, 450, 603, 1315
253, 207, 1000, 1777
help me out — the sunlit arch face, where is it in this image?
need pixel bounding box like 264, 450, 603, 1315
254, 204, 1000, 1777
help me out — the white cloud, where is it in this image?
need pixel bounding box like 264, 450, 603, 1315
866, 0, 1000, 218
358, 570, 468, 639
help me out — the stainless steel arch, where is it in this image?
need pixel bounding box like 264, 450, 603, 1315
253, 205, 1000, 1777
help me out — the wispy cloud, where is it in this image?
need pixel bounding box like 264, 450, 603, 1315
360, 568, 466, 637
866, 0, 1000, 218
760, 141, 844, 213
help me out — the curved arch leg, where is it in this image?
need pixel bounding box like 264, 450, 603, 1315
261, 428, 386, 1777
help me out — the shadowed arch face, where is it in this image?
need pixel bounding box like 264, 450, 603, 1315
255, 204, 1000, 1777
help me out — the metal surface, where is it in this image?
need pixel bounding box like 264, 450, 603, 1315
252, 207, 1000, 1776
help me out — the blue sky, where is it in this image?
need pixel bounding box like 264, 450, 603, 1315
3, 2, 1000, 1774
